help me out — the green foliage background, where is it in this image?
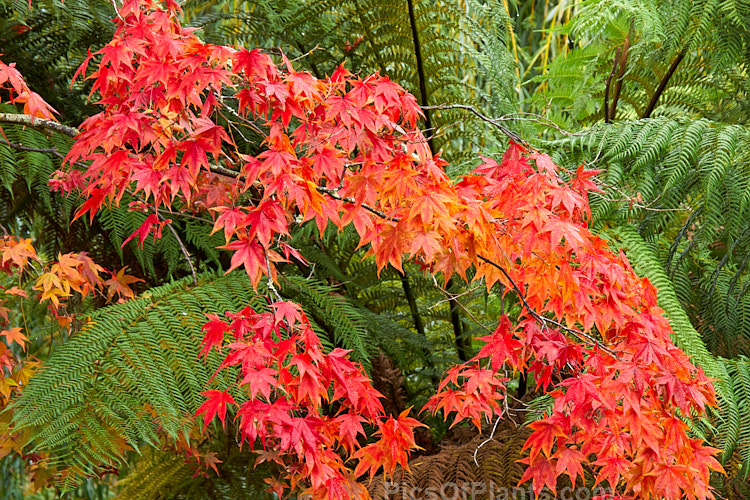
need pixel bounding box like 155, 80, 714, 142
1, 0, 750, 498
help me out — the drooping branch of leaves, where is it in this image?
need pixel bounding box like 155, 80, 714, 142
0, 1, 726, 498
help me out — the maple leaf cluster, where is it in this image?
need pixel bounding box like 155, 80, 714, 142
0, 237, 39, 395
197, 302, 423, 499
0, 234, 143, 475
0, 0, 725, 497
422, 147, 723, 498
0, 59, 57, 120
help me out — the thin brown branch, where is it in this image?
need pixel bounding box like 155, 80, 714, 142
421, 104, 531, 148
214, 93, 266, 137
431, 277, 492, 333
315, 186, 398, 222
596, 181, 693, 213
154, 208, 197, 285
265, 252, 283, 302
0, 138, 61, 155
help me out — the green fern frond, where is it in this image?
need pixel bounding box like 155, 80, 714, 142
12, 271, 268, 488
115, 444, 275, 500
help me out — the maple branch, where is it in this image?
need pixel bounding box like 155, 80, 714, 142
596, 181, 694, 213
425, 105, 591, 140
4, 136, 213, 286
315, 186, 398, 222
0, 138, 61, 155
109, 0, 127, 24
430, 278, 492, 333
420, 104, 531, 148
214, 93, 266, 137
5, 110, 619, 361
0, 113, 79, 137
165, 210, 214, 225
209, 163, 243, 178
477, 255, 620, 358
490, 112, 588, 138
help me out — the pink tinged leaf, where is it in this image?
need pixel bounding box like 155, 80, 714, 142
211, 206, 246, 242
122, 214, 169, 249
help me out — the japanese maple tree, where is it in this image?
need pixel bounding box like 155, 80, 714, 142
0, 0, 725, 498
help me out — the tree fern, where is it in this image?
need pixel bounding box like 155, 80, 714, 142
529, 0, 750, 125
11, 272, 268, 488
185, 0, 519, 170
114, 445, 274, 500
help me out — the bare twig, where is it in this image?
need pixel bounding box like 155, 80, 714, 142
0, 138, 61, 155
421, 104, 531, 148
431, 276, 493, 333
315, 186, 398, 222
214, 92, 266, 136
265, 252, 283, 302
110, 0, 127, 23
428, 281, 483, 308
473, 416, 503, 467
291, 44, 322, 62
596, 181, 693, 213
477, 255, 620, 358
424, 104, 600, 141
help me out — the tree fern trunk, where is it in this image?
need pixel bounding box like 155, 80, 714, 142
405, 0, 467, 360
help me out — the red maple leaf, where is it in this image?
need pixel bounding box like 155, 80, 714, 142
195, 389, 236, 430
122, 214, 170, 248
200, 314, 230, 360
